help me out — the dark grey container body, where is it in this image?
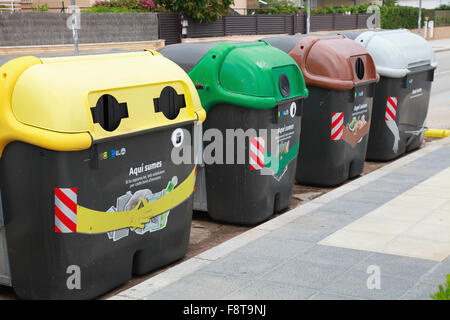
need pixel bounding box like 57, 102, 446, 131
366, 66, 435, 161
297, 84, 375, 187
0, 124, 194, 299
202, 100, 303, 225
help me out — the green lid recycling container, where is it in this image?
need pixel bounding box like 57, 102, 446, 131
160, 41, 309, 225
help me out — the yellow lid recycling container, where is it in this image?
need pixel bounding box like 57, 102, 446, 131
0, 51, 204, 299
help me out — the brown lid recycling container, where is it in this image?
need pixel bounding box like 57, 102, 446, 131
265, 35, 379, 186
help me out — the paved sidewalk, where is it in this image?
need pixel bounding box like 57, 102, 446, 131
113, 137, 450, 300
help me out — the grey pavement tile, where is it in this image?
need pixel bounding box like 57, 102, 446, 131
420, 257, 450, 286
338, 189, 398, 205
234, 235, 315, 260
357, 181, 413, 194
400, 282, 436, 300
309, 292, 363, 300
145, 271, 251, 300
377, 172, 429, 186
396, 165, 446, 177
412, 155, 450, 166
225, 280, 317, 300
263, 260, 348, 290
269, 222, 342, 243
294, 244, 371, 268
318, 199, 379, 218
325, 268, 417, 300
432, 146, 450, 156
200, 251, 284, 280
352, 253, 437, 282
291, 210, 356, 227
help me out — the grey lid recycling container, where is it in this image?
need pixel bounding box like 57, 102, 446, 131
354, 29, 437, 161
265, 35, 379, 187
0, 52, 204, 299
159, 41, 309, 225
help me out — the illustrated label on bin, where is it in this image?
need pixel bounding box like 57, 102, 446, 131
105, 177, 177, 241
250, 101, 300, 181
331, 104, 371, 148
54, 177, 179, 241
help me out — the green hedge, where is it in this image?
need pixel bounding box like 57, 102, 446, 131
380, 6, 426, 29
309, 3, 369, 15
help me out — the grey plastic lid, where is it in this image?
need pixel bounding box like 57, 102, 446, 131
263, 35, 307, 53
158, 42, 220, 73
0, 49, 130, 67
354, 29, 437, 78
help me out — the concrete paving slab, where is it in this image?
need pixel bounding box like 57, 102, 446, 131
144, 271, 252, 300
317, 200, 379, 218
400, 282, 436, 300
309, 292, 364, 300
352, 253, 437, 281
336, 189, 397, 205
224, 280, 317, 300
200, 251, 284, 280
263, 260, 349, 290
293, 245, 371, 268
324, 268, 417, 300
233, 235, 315, 260
269, 222, 343, 243
290, 210, 357, 227
383, 236, 450, 261
420, 257, 450, 286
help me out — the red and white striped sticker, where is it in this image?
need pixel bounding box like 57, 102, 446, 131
385, 97, 398, 121
55, 188, 77, 233
331, 112, 344, 141
250, 136, 265, 170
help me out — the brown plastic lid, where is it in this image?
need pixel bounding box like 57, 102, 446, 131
288, 35, 379, 91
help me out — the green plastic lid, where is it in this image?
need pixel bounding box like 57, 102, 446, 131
160, 41, 308, 112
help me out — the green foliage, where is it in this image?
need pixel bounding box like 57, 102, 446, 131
380, 5, 426, 29
437, 4, 450, 10
32, 1, 49, 12
430, 275, 450, 300
306, 3, 370, 15
325, 4, 335, 14
382, 0, 397, 6
83, 6, 143, 12
86, 0, 156, 12
255, 1, 299, 15
157, 0, 235, 23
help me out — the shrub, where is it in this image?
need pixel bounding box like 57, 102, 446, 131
88, 0, 156, 12
430, 275, 450, 300
158, 0, 234, 23
255, 1, 299, 15
307, 3, 369, 15
380, 5, 427, 29
437, 4, 450, 10
32, 0, 49, 12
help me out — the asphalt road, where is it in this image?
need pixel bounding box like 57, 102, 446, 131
428, 50, 450, 129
